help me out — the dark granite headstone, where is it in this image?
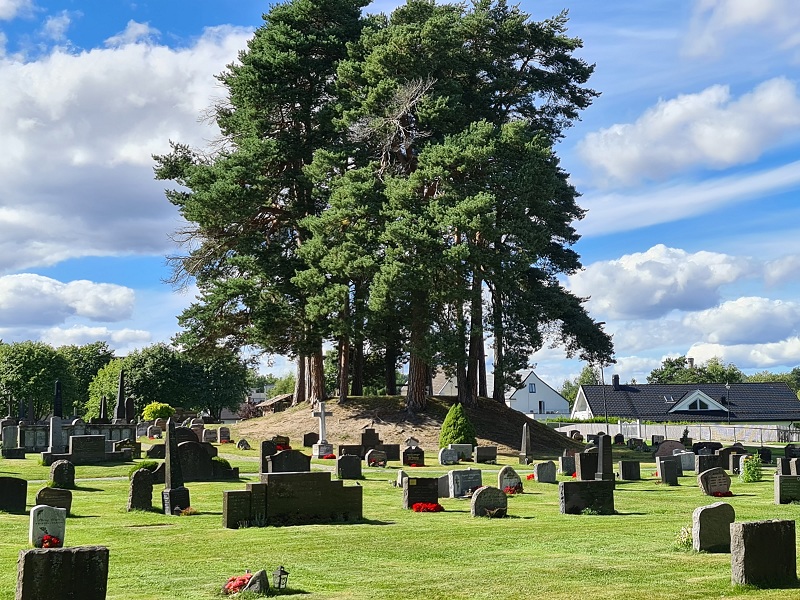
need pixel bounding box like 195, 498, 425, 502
402, 447, 425, 467
774, 474, 800, 504
222, 490, 252, 529
35, 487, 73, 513
618, 460, 640, 480
559, 455, 576, 476
53, 380, 63, 419
695, 454, 723, 473
50, 460, 75, 489
336, 455, 362, 479
366, 449, 388, 467
731, 520, 797, 586
377, 443, 400, 461
0, 476, 28, 513
758, 447, 772, 464
595, 434, 614, 481
236, 438, 251, 450
303, 432, 319, 447
402, 477, 439, 509
785, 444, 800, 459
127, 468, 154, 512
263, 449, 311, 474
162, 417, 190, 515
559, 480, 615, 515
660, 459, 679, 485
575, 452, 598, 481
613, 433, 625, 445
474, 446, 497, 464
697, 467, 731, 496
174, 426, 198, 444
16, 546, 109, 600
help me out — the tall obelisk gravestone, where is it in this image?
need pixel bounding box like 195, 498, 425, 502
162, 418, 190, 515
113, 370, 126, 423
519, 423, 533, 464
595, 433, 615, 483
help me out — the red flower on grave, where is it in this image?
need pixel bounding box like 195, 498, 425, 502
503, 483, 523, 496
412, 502, 444, 512
148, 436, 154, 440
276, 444, 292, 451
526, 473, 535, 481
571, 472, 577, 479
220, 439, 230, 444
322, 453, 336, 459
712, 491, 733, 497
223, 572, 252, 595
36, 534, 62, 549
409, 463, 421, 467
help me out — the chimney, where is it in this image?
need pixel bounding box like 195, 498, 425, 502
687, 357, 694, 368
612, 374, 620, 390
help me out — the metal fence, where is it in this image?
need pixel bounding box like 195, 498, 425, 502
557, 421, 800, 444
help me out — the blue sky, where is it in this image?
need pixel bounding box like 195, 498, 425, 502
1, 0, 799, 390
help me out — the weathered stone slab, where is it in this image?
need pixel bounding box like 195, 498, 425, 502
659, 458, 679, 485
731, 520, 797, 586
263, 449, 311, 474
673, 450, 696, 472
654, 440, 685, 458
498, 466, 522, 491
222, 490, 252, 529
695, 454, 723, 473
438, 447, 459, 466
533, 461, 557, 484
474, 446, 497, 464
698, 467, 731, 496
336, 455, 362, 480
447, 468, 482, 498
365, 449, 387, 467
471, 486, 508, 518
559, 480, 615, 515
559, 456, 576, 476
692, 502, 734, 553
774, 474, 800, 504
618, 460, 640, 481
16, 546, 109, 600
35, 488, 72, 514
127, 468, 154, 512
575, 452, 598, 481
448, 444, 473, 461
50, 460, 75, 489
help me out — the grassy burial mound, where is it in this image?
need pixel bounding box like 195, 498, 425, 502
233, 395, 581, 456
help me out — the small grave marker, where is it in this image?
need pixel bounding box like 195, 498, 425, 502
471, 486, 507, 518
35, 487, 72, 514
697, 467, 731, 496
29, 504, 66, 548
533, 461, 557, 483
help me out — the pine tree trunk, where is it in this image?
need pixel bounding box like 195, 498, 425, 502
465, 272, 482, 406
406, 296, 428, 412
309, 347, 326, 403
492, 290, 505, 403
351, 340, 364, 396
293, 354, 306, 405
478, 341, 488, 398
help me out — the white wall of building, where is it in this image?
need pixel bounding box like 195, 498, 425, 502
506, 371, 570, 419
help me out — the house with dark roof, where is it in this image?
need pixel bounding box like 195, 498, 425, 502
571, 374, 800, 424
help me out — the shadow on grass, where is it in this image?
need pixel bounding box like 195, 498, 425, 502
64, 514, 100, 519
72, 485, 105, 492
357, 518, 394, 525
612, 512, 648, 516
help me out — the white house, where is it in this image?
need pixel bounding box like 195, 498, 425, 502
505, 371, 570, 419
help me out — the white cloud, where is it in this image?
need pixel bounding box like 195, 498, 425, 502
683, 297, 800, 345
0, 0, 32, 20
0, 25, 252, 273
41, 325, 151, 348
689, 337, 800, 369
42, 11, 70, 42
687, 0, 800, 57
104, 20, 159, 47
764, 255, 800, 286
578, 78, 800, 185
0, 274, 135, 325
568, 244, 753, 319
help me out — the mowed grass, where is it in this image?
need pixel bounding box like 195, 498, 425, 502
1, 447, 799, 599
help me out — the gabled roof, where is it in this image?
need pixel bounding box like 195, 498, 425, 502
578, 381, 800, 422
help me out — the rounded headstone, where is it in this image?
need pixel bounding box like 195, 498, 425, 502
50, 460, 75, 489
497, 466, 522, 491
533, 461, 557, 483
692, 501, 734, 552
243, 569, 269, 593
697, 467, 732, 496
35, 487, 73, 514
470, 486, 508, 518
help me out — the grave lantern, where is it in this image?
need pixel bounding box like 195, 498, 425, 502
272, 565, 289, 590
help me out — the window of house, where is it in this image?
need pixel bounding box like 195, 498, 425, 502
538, 400, 545, 414
688, 399, 709, 410
528, 383, 536, 394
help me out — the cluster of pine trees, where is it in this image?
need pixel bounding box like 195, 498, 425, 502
154, 0, 614, 413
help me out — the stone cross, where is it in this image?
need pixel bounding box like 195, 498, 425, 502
312, 401, 332, 444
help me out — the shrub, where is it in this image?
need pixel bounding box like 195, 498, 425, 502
129, 460, 159, 479
674, 525, 693, 550
740, 455, 763, 483
212, 456, 231, 470
142, 402, 175, 421
439, 402, 477, 449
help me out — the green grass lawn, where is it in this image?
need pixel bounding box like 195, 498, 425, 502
1, 447, 799, 599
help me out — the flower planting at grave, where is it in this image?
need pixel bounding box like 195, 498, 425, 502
322, 453, 336, 459
35, 534, 62, 548
408, 463, 421, 467
412, 502, 444, 512
740, 455, 763, 483
276, 443, 292, 451
503, 483, 523, 496
222, 572, 252, 595
712, 490, 733, 497
179, 507, 200, 516
526, 473, 535, 481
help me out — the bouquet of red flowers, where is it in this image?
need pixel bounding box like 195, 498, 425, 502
223, 572, 252, 595
412, 502, 444, 512
36, 534, 62, 548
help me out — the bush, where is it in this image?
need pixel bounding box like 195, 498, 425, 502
439, 402, 477, 449
212, 456, 231, 470
740, 455, 763, 483
142, 402, 175, 421
129, 460, 160, 479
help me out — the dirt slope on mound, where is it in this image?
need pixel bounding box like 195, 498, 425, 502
233, 395, 581, 456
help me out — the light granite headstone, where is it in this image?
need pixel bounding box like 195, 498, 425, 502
29, 504, 66, 547
438, 447, 459, 466
498, 466, 522, 491
692, 502, 734, 552
470, 486, 507, 518
697, 467, 731, 496
533, 461, 557, 484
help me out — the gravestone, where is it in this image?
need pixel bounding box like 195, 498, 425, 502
190, 424, 205, 444
785, 444, 800, 459
437, 474, 450, 499
237, 439, 251, 451
618, 460, 640, 481
559, 480, 615, 515
246, 482, 266, 521
673, 450, 695, 472
174, 426, 198, 444
361, 428, 381, 453
731, 520, 797, 587
69, 435, 107, 463
448, 468, 483, 498
438, 447, 459, 466
0, 476, 28, 513
403, 446, 425, 467
559, 455, 576, 476
692, 502, 734, 553
730, 453, 749, 475
717, 446, 745, 471
474, 446, 497, 464
697, 467, 731, 496
653, 440, 684, 458
53, 380, 63, 418
177, 441, 215, 481
519, 423, 534, 464
651, 435, 665, 446
50, 460, 75, 489
16, 546, 109, 600
154, 418, 167, 430
222, 490, 252, 529
2, 425, 25, 458
586, 434, 599, 445
575, 452, 598, 481
657, 455, 683, 477
162, 418, 190, 516
303, 432, 319, 447
613, 433, 625, 445
595, 434, 614, 481
660, 459, 679, 485
365, 449, 387, 467
29, 504, 66, 547
471, 486, 508, 518
311, 401, 333, 459
127, 468, 154, 512
35, 487, 72, 514
202, 429, 218, 443
498, 466, 522, 492
336, 455, 362, 479
261, 439, 278, 469
378, 443, 400, 461
48, 417, 65, 454
402, 477, 439, 509
218, 427, 231, 443
147, 425, 162, 439
114, 438, 141, 459
448, 443, 473, 461
396, 469, 408, 488
338, 444, 362, 458
791, 458, 800, 476
758, 447, 772, 464
146, 444, 165, 459
695, 454, 723, 473
774, 474, 800, 504
533, 461, 557, 484
263, 449, 311, 474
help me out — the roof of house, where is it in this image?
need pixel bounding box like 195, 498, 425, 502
256, 393, 293, 408
578, 381, 800, 422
